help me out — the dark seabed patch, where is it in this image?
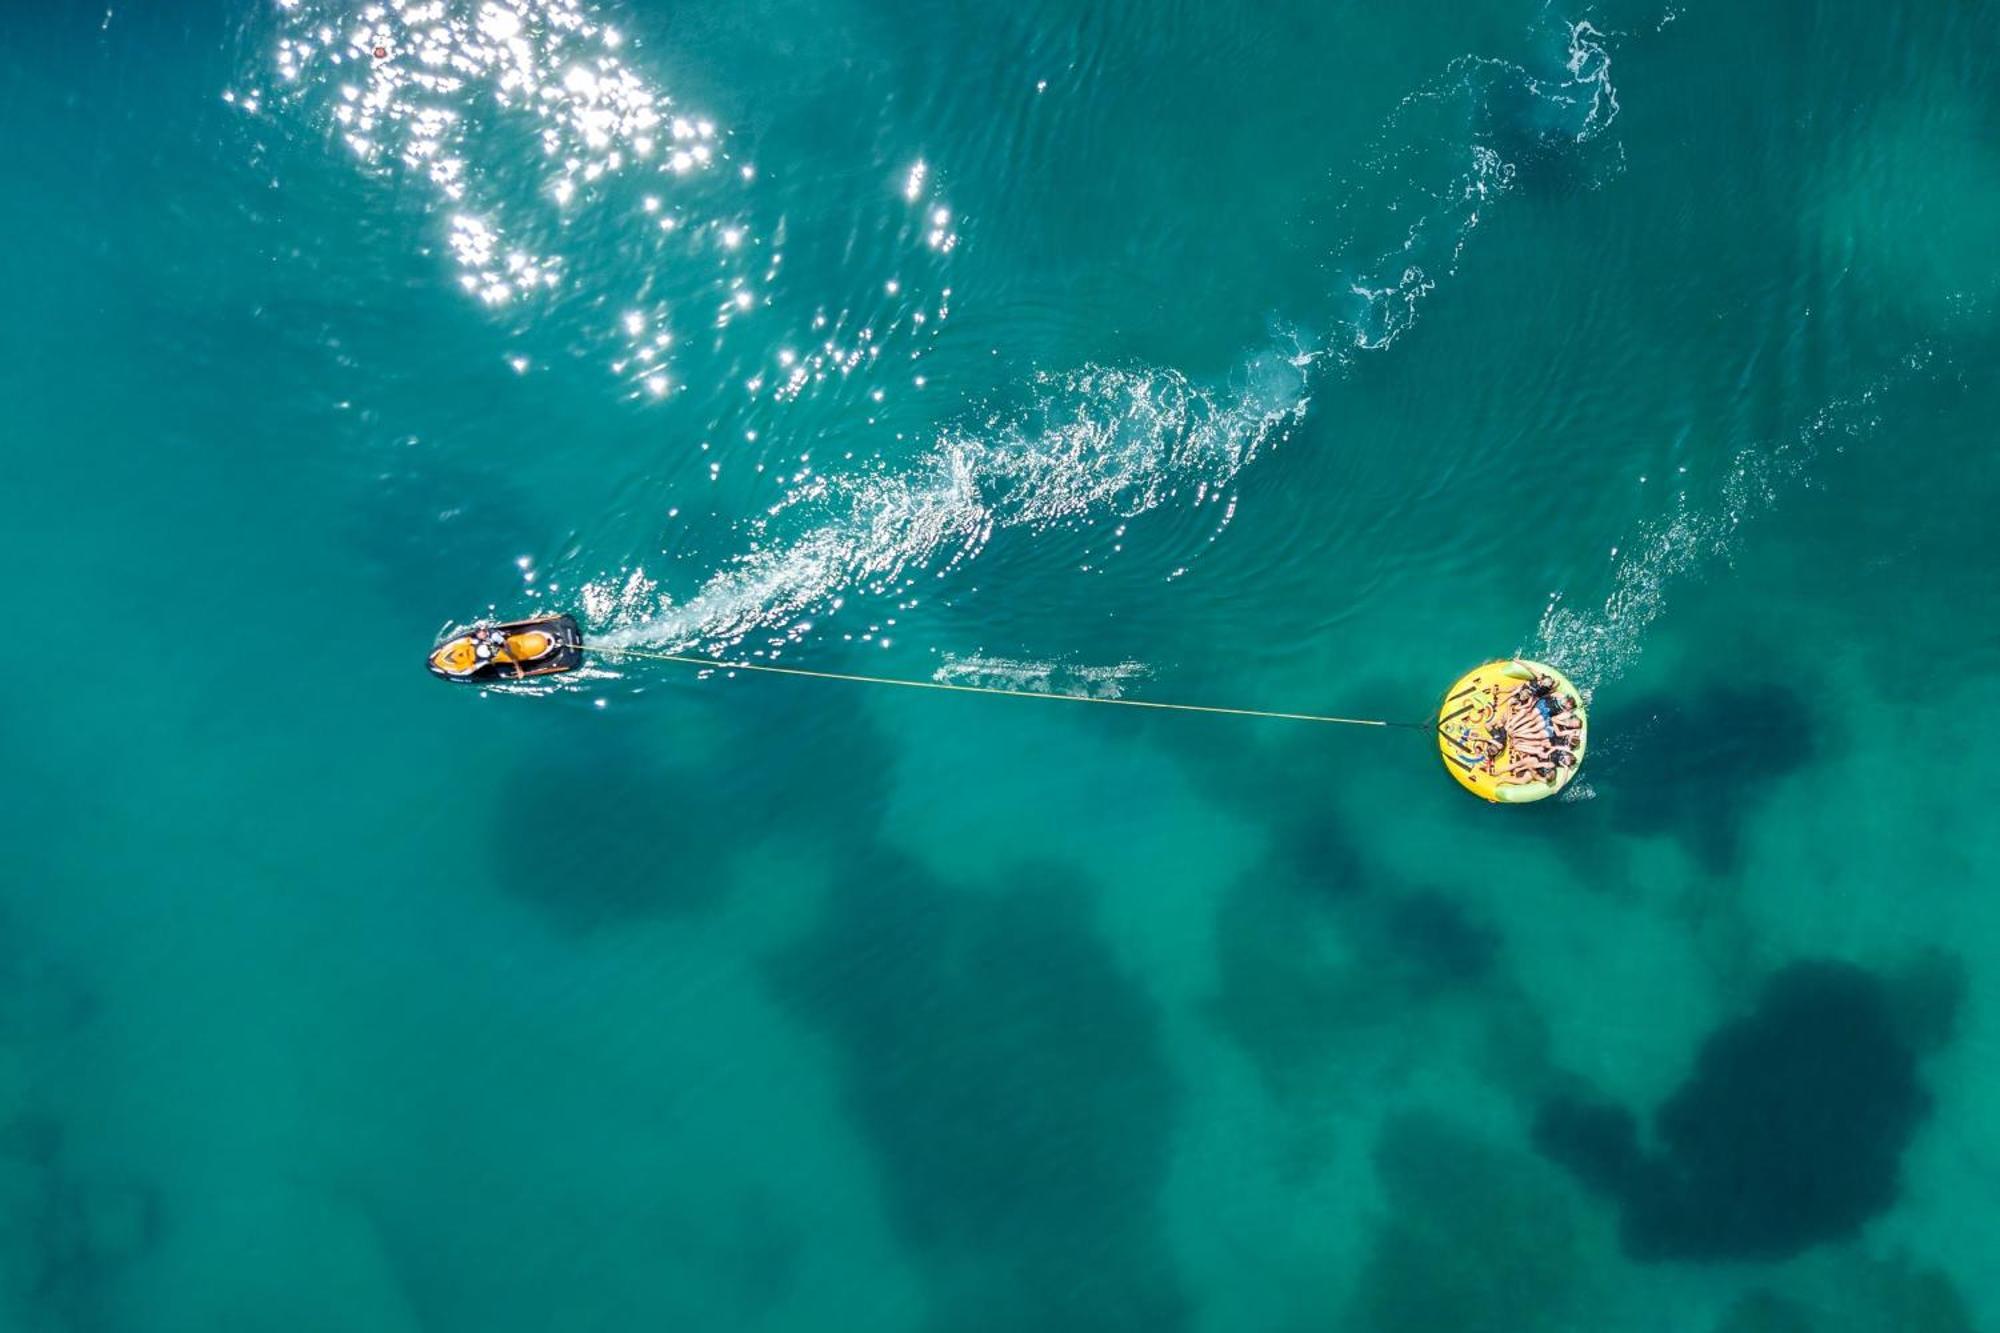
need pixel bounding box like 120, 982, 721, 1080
657, 1187, 805, 1326
1271, 818, 1370, 903
0, 952, 159, 1331
1206, 832, 1535, 1136
1148, 718, 1384, 900
1207, 856, 1371, 1110
1715, 1253, 1975, 1333
1349, 1113, 1596, 1333
1376, 890, 1500, 988
767, 853, 1186, 1333
491, 679, 893, 931
1591, 679, 1822, 874
489, 727, 737, 928
1534, 960, 1934, 1262
0, 1143, 162, 1333
1881, 948, 1968, 1057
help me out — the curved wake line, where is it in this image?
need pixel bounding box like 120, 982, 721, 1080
589, 350, 1320, 651
587, 18, 1626, 658
1533, 345, 1939, 693
252, 4, 1628, 664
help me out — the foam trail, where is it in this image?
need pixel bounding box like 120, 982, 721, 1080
934, 655, 1152, 700
1336, 21, 1623, 352
1534, 346, 1936, 692
591, 348, 1323, 651
592, 18, 1626, 657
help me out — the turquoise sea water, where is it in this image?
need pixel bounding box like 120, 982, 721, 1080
6, 0, 2000, 1327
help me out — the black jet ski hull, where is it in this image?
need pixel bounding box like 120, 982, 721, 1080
429, 613, 585, 683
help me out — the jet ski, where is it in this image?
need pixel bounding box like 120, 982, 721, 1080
428, 613, 584, 683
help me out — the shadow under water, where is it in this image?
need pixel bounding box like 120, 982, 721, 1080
1351, 1112, 1596, 1333
1589, 678, 1823, 875
1533, 959, 1933, 1263
489, 730, 736, 928
766, 853, 1187, 1333
490, 676, 895, 932
1715, 1252, 1975, 1333
1206, 827, 1527, 1134
0, 1100, 161, 1330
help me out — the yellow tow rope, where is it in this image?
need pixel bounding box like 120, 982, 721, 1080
589, 642, 1422, 729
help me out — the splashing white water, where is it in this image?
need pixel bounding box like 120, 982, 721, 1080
934, 654, 1151, 699
1336, 21, 1623, 352
1534, 346, 1936, 691
587, 18, 1625, 656
592, 349, 1318, 650
252, 4, 1626, 663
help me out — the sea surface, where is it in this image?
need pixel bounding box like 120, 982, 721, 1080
4, 0, 1999, 1328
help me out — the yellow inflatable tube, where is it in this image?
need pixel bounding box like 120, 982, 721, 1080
1436, 659, 1588, 803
